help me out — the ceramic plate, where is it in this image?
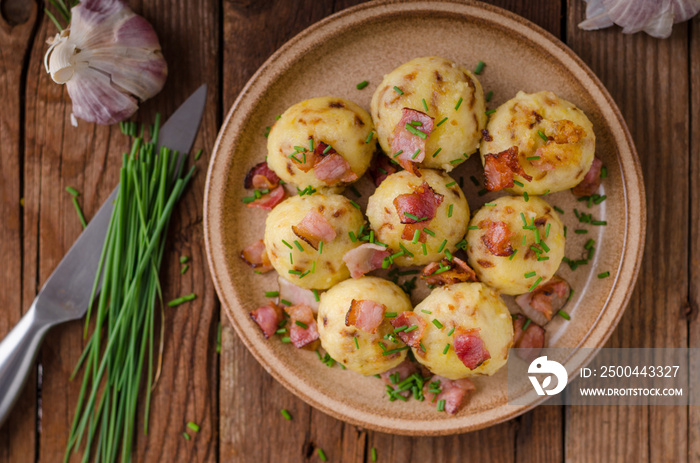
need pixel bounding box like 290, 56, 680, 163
204, 0, 645, 435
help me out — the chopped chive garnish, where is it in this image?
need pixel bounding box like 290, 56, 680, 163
436, 117, 448, 127
545, 223, 551, 238
354, 336, 360, 349
294, 240, 304, 252
564, 226, 568, 237
393, 149, 404, 158
282, 240, 293, 249
349, 200, 361, 210
537, 256, 550, 261
574, 229, 588, 234
265, 291, 279, 298
540, 241, 550, 252
183, 432, 190, 440
281, 336, 291, 343
72, 197, 88, 228
522, 318, 532, 331
399, 243, 414, 257
449, 158, 463, 165
180, 264, 189, 274
422, 98, 429, 111
423, 228, 435, 237
455, 97, 463, 110
405, 325, 418, 333
442, 343, 450, 354
447, 327, 455, 336
419, 342, 427, 352
180, 255, 189, 264
281, 409, 292, 420
470, 176, 480, 186
365, 131, 374, 144
317, 448, 328, 462
592, 220, 607, 226
432, 319, 444, 329
422, 242, 427, 255
404, 212, 427, 222
520, 212, 527, 226
280, 299, 292, 306
187, 422, 200, 432
523, 192, 529, 202
522, 235, 527, 245
393, 86, 404, 95
484, 202, 496, 207
601, 166, 608, 178
349, 231, 357, 242
65, 186, 80, 197
467, 225, 479, 230
288, 270, 302, 275
529, 277, 543, 292
598, 271, 610, 279
537, 130, 547, 141
421, 309, 432, 314
478, 188, 488, 196
309, 137, 314, 151
534, 228, 540, 243
524, 271, 536, 278
509, 249, 518, 260
444, 249, 453, 261
558, 310, 571, 320
526, 156, 541, 161
438, 240, 447, 253
385, 312, 397, 318
382, 346, 410, 356
312, 289, 320, 302
486, 90, 493, 101
553, 206, 564, 214
448, 204, 454, 218
372, 447, 377, 462
321, 144, 332, 155
275, 328, 286, 334
289, 253, 294, 265
167, 293, 196, 307
411, 229, 421, 244
195, 149, 203, 161
446, 181, 456, 187
437, 399, 446, 412
513, 180, 524, 187
412, 148, 422, 159
432, 147, 443, 158
474, 60, 485, 74
356, 80, 369, 89
485, 109, 496, 115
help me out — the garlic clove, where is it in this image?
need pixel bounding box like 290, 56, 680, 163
44, 0, 167, 125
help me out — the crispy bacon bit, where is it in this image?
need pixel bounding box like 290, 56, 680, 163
244, 161, 280, 189
291, 209, 336, 250
247, 185, 286, 210
241, 239, 273, 273
391, 108, 434, 174
278, 276, 320, 313
483, 146, 533, 191
345, 299, 385, 333
369, 153, 398, 187
512, 314, 545, 363
400, 223, 427, 242
547, 119, 585, 144
285, 303, 319, 348
394, 182, 443, 224
454, 328, 490, 370
481, 129, 493, 142
421, 257, 478, 286
342, 243, 391, 278
380, 358, 418, 386
390, 312, 427, 348
312, 142, 358, 183
424, 376, 476, 414
250, 302, 283, 338
572, 157, 603, 197
481, 221, 514, 257
515, 276, 570, 325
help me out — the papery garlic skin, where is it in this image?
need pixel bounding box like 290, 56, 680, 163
579, 0, 700, 39
44, 0, 167, 125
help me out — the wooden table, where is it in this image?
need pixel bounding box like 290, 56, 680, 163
0, 0, 696, 461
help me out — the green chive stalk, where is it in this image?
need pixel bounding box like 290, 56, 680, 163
64, 117, 194, 463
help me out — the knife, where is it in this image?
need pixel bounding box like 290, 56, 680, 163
0, 85, 207, 427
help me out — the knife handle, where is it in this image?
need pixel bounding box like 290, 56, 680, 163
0, 301, 52, 427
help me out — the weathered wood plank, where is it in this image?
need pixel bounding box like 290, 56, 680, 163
0, 1, 38, 462
22, 0, 219, 461
565, 1, 690, 462
688, 13, 700, 463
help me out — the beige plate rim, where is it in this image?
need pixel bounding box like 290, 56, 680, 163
204, 0, 646, 435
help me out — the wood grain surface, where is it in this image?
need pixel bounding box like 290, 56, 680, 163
0, 0, 694, 461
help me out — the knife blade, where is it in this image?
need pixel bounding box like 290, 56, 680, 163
0, 84, 207, 426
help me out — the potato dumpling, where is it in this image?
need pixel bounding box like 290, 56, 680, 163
366, 169, 469, 267
267, 97, 376, 190
264, 194, 364, 289
371, 57, 486, 172
465, 196, 565, 295
411, 282, 513, 379
318, 277, 413, 375
480, 91, 595, 195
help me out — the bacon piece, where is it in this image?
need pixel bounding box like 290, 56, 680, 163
394, 182, 443, 224
250, 302, 283, 338
572, 157, 603, 197
453, 328, 491, 370
512, 314, 545, 363
424, 376, 476, 414
345, 299, 385, 333
369, 153, 398, 187
285, 303, 319, 348
342, 243, 391, 278
480, 221, 515, 257
278, 276, 320, 313
247, 185, 286, 210
483, 146, 533, 191
515, 276, 570, 325
390, 312, 427, 348
400, 223, 428, 242
240, 239, 273, 273
291, 209, 336, 250
312, 142, 358, 184
391, 108, 434, 174
421, 257, 477, 286
244, 161, 280, 189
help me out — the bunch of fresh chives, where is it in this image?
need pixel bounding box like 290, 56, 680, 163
64, 116, 194, 463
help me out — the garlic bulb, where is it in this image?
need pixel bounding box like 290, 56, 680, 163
44, 0, 167, 125
579, 0, 700, 39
